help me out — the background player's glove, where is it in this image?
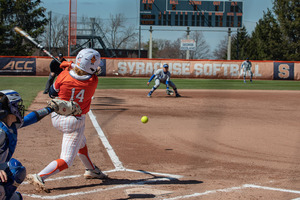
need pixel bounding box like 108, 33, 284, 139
60, 61, 73, 70
166, 89, 174, 96
47, 98, 82, 116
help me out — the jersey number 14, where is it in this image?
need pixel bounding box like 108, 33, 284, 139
70, 88, 85, 102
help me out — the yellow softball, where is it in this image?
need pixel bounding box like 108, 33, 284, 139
141, 116, 148, 123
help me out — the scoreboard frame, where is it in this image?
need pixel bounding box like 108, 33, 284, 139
140, 0, 243, 28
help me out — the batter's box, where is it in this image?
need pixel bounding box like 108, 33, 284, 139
20, 169, 182, 199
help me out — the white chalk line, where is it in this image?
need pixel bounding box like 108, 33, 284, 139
162, 185, 248, 200
162, 184, 300, 200
22, 110, 300, 199
87, 111, 300, 200
23, 178, 171, 199
88, 110, 125, 170
23, 183, 300, 200
22, 168, 181, 186
88, 110, 182, 179
244, 184, 300, 194
22, 110, 182, 199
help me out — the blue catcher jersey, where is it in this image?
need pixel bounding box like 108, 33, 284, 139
0, 122, 18, 163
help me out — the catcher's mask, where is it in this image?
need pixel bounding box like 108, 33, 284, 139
0, 90, 24, 127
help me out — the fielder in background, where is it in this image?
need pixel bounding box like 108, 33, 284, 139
147, 64, 181, 98
43, 53, 66, 94
0, 89, 60, 199
241, 58, 253, 83
27, 48, 108, 193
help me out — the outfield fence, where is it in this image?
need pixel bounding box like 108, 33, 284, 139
0, 56, 299, 80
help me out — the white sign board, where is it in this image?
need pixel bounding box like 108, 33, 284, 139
180, 39, 196, 51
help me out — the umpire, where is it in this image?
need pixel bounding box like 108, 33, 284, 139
43, 53, 66, 94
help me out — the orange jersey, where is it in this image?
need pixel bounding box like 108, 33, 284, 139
53, 70, 98, 114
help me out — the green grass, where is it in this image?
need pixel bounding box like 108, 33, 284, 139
0, 76, 299, 109
0, 77, 48, 109
98, 77, 300, 90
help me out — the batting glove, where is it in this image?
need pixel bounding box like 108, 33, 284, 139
60, 61, 73, 70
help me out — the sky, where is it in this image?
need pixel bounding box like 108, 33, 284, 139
41, 0, 274, 55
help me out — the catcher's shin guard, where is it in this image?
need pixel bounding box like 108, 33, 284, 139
0, 158, 26, 199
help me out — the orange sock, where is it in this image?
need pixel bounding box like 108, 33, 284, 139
39, 159, 68, 179
78, 145, 94, 169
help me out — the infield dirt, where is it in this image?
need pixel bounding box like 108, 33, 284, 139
15, 89, 300, 199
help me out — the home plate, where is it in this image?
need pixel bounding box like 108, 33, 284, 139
126, 188, 173, 197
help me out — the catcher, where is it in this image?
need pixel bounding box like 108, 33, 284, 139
0, 89, 77, 199
147, 64, 181, 98
27, 48, 108, 193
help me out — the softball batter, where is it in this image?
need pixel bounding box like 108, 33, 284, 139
27, 48, 107, 192
147, 64, 181, 97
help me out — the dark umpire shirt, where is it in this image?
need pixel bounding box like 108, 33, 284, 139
50, 58, 66, 75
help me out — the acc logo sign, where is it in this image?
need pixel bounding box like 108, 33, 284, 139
0, 57, 36, 75
273, 62, 294, 80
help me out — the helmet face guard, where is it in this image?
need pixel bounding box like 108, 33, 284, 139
0, 90, 24, 126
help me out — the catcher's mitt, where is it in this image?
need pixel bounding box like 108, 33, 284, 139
166, 89, 174, 96
47, 98, 82, 116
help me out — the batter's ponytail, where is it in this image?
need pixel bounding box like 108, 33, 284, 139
74, 67, 89, 76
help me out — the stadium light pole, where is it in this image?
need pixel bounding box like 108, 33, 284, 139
227, 28, 232, 60
236, 28, 239, 59
227, 0, 232, 60
48, 11, 52, 53
186, 27, 190, 60
149, 26, 153, 59
68, 0, 71, 57
139, 25, 141, 58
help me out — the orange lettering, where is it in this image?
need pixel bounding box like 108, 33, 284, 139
278, 64, 290, 79
2, 61, 14, 70
170, 0, 178, 5
24, 61, 34, 70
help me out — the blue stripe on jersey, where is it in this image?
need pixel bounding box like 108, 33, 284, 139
148, 74, 155, 82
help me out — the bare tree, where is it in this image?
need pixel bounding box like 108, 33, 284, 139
156, 39, 183, 59
40, 13, 138, 56
188, 31, 211, 59
212, 36, 228, 60
105, 14, 137, 49
40, 15, 68, 56
155, 31, 211, 59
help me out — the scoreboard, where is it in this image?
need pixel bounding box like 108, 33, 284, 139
140, 0, 243, 28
